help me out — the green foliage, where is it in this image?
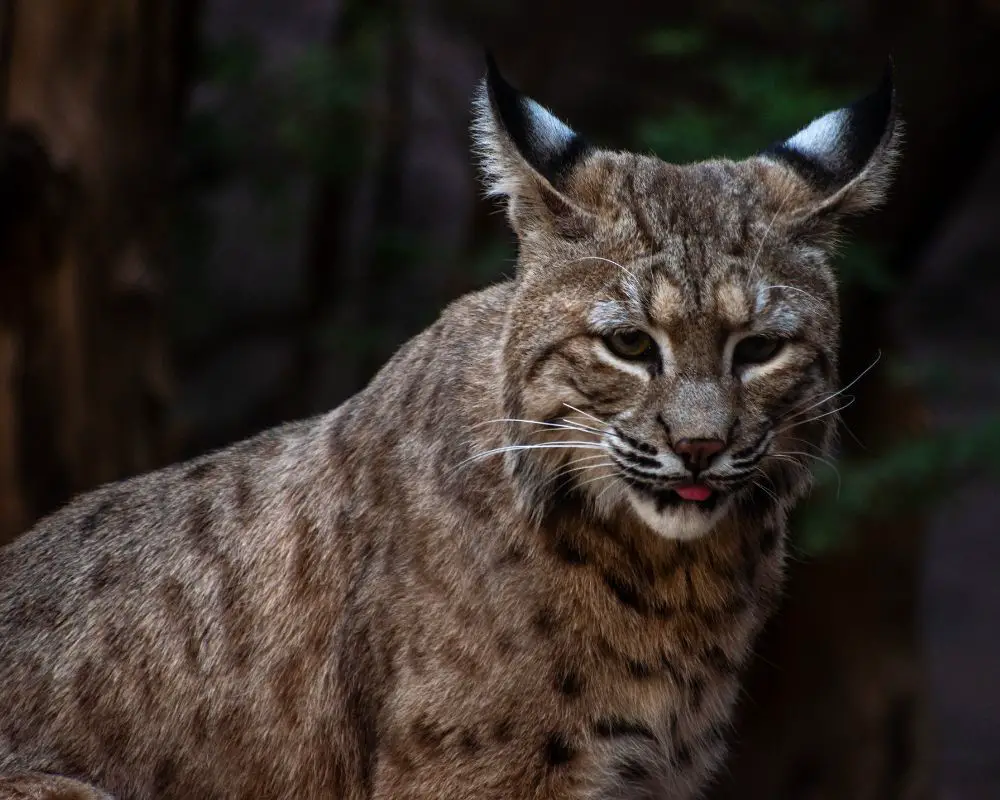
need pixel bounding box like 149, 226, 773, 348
795, 414, 1000, 554
171, 29, 382, 349
641, 27, 708, 58
636, 47, 849, 163
836, 240, 898, 294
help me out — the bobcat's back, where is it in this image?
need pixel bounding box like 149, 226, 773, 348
0, 284, 514, 798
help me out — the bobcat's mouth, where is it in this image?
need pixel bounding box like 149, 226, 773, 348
674, 483, 713, 503
623, 478, 724, 513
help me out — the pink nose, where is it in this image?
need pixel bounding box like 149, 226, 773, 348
673, 438, 725, 472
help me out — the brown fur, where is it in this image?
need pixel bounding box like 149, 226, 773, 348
0, 63, 899, 799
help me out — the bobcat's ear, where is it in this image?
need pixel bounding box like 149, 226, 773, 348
762, 62, 901, 219
472, 54, 593, 232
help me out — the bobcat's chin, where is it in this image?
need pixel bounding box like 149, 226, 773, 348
626, 485, 731, 541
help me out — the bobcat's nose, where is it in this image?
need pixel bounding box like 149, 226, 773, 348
673, 438, 726, 473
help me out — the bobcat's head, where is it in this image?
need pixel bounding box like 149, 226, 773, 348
475, 56, 900, 540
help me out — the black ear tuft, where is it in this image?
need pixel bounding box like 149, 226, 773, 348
763, 60, 897, 195
481, 52, 591, 189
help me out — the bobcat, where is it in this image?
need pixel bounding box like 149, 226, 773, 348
0, 57, 899, 799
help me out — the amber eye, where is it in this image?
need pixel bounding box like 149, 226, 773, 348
604, 329, 656, 361
733, 335, 784, 369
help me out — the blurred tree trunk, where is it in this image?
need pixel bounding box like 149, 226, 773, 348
0, 0, 200, 545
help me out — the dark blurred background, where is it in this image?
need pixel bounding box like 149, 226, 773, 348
0, 1, 998, 798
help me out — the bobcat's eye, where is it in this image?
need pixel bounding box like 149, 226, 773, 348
604, 329, 656, 361
733, 335, 784, 369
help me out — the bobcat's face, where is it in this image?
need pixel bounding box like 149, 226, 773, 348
504, 162, 840, 539
477, 58, 898, 539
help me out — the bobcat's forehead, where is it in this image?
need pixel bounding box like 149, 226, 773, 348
641, 255, 758, 324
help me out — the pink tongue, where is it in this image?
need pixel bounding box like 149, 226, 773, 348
675, 484, 713, 502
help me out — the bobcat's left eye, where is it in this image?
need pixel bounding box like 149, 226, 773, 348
604, 329, 656, 360
733, 335, 784, 369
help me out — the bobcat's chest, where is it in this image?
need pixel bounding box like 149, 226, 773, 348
581, 607, 758, 799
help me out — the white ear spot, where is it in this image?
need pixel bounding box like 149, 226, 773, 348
523, 97, 576, 157
785, 108, 848, 161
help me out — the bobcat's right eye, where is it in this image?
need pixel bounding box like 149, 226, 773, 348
603, 329, 656, 361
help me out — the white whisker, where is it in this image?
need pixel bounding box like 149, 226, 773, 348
773, 450, 841, 497
576, 472, 618, 492
759, 284, 827, 310
787, 351, 881, 419
456, 441, 606, 469
561, 403, 609, 428
777, 399, 855, 433
479, 418, 603, 438
538, 456, 614, 491
783, 394, 854, 423
562, 255, 641, 284
751, 479, 780, 504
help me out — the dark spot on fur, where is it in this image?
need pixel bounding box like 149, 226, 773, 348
459, 729, 480, 754
292, 515, 323, 599
234, 469, 253, 521
13, 594, 61, 629
594, 717, 657, 741
553, 210, 593, 241
687, 674, 706, 710
675, 742, 693, 767
552, 531, 588, 566
655, 413, 671, 439
185, 461, 216, 481
218, 563, 253, 668
681, 566, 694, 608
555, 665, 584, 698
72, 659, 101, 714
492, 717, 514, 744
89, 552, 120, 596
160, 578, 200, 668
532, 606, 558, 638
186, 495, 219, 558
192, 705, 210, 745
543, 732, 575, 768
101, 622, 131, 663
497, 544, 526, 567
626, 658, 654, 680
340, 621, 382, 793
274, 654, 304, 722
80, 498, 114, 540
442, 634, 482, 677
412, 716, 448, 751
153, 757, 177, 793
602, 571, 649, 615
619, 756, 652, 782
496, 632, 516, 655
383, 730, 417, 773
704, 645, 737, 675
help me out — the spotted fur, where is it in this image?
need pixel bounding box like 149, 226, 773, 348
0, 59, 899, 799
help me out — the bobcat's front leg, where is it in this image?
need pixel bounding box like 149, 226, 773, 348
0, 773, 114, 800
